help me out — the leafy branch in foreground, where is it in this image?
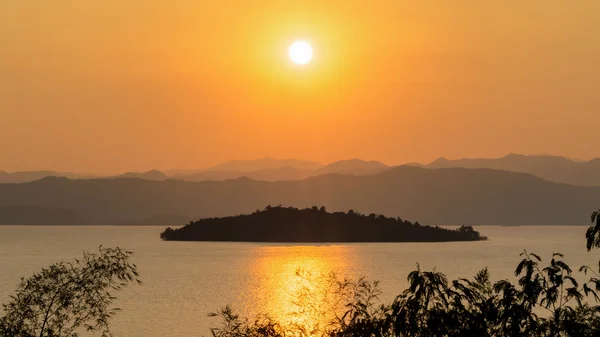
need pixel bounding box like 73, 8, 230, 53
0, 246, 141, 337
210, 254, 600, 337
208, 208, 600, 337
586, 209, 600, 251
208, 270, 390, 337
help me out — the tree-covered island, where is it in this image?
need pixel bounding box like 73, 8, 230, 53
160, 206, 486, 242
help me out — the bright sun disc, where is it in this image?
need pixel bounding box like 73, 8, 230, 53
288, 40, 313, 65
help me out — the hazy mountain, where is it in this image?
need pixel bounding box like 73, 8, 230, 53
0, 169, 168, 183
172, 159, 390, 182
0, 171, 91, 183
317, 159, 389, 175
426, 153, 600, 186
0, 206, 88, 225
5, 153, 600, 187
203, 158, 324, 172
404, 162, 426, 168
116, 170, 168, 181
173, 166, 312, 182
0, 159, 388, 184
0, 167, 598, 226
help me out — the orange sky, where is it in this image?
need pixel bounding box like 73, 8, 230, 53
1, 1, 599, 174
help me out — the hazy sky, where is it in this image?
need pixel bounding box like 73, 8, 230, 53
1, 1, 599, 174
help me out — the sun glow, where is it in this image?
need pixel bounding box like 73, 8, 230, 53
250, 246, 355, 330
288, 40, 313, 65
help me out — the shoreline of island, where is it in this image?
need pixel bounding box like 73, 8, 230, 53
160, 206, 488, 243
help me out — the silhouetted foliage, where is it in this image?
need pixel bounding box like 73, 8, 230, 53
160, 206, 487, 242
586, 209, 600, 251
4, 209, 600, 336
0, 247, 141, 337
207, 208, 600, 336
209, 306, 284, 337
209, 253, 600, 337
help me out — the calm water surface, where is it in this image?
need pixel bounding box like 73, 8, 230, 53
0, 226, 594, 336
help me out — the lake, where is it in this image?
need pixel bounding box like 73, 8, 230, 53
0, 225, 595, 336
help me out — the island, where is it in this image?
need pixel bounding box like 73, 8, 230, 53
159, 206, 487, 242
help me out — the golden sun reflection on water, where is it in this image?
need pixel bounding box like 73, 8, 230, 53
248, 245, 357, 333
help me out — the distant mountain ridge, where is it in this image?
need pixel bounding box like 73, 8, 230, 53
0, 171, 94, 183
0, 206, 88, 225
171, 166, 310, 182
203, 158, 324, 172
116, 170, 168, 181
426, 153, 600, 186
4, 154, 600, 186
316, 159, 388, 175
1, 159, 390, 183
0, 166, 598, 226
172, 159, 389, 182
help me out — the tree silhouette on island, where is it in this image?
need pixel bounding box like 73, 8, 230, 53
160, 205, 486, 242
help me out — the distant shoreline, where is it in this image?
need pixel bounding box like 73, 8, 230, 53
0, 224, 590, 227
0, 223, 170, 227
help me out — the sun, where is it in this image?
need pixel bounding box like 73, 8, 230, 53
288, 40, 313, 65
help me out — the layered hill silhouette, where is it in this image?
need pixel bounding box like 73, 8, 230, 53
0, 171, 93, 183
0, 206, 88, 225
0, 166, 598, 226
172, 159, 389, 182
116, 170, 168, 181
425, 154, 600, 186
316, 159, 388, 175
6, 154, 600, 186
0, 159, 387, 183
160, 206, 486, 242
202, 158, 324, 172
172, 166, 310, 182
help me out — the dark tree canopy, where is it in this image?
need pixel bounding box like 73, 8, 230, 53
0, 247, 141, 337
586, 209, 600, 251
160, 206, 487, 243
